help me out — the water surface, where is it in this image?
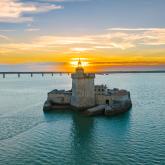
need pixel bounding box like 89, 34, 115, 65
0, 74, 165, 165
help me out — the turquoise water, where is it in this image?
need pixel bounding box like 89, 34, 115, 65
0, 74, 165, 165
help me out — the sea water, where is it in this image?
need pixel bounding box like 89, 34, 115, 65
0, 73, 165, 165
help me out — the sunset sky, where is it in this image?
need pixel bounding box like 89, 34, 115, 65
0, 0, 165, 72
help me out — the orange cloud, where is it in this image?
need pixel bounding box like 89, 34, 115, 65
0, 28, 165, 72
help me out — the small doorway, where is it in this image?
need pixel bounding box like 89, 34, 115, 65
106, 99, 109, 105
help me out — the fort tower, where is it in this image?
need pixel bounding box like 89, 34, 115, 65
71, 59, 95, 109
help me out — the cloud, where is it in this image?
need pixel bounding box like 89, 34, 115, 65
0, 17, 33, 23
39, 0, 90, 2
0, 62, 60, 72
25, 28, 40, 32
107, 28, 165, 47
71, 47, 94, 52
0, 0, 63, 23
30, 28, 165, 48
0, 34, 9, 40
0, 27, 165, 55
107, 28, 165, 31
35, 35, 96, 45
0, 29, 16, 32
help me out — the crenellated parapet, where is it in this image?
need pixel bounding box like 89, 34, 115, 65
71, 73, 95, 79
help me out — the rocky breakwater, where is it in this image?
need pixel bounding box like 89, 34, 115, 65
85, 89, 132, 116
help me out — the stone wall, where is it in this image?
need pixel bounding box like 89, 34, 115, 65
48, 93, 71, 104
111, 94, 130, 102
71, 76, 95, 108
95, 90, 130, 105
95, 94, 113, 105
95, 85, 107, 95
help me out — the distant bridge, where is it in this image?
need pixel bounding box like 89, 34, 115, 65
0, 70, 165, 78
0, 72, 70, 78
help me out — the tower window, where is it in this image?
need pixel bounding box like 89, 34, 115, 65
106, 100, 109, 105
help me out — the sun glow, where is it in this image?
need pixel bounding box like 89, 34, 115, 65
70, 58, 89, 67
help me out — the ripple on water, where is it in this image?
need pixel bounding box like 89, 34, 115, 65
0, 74, 165, 165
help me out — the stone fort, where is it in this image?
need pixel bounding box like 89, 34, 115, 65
46, 59, 130, 110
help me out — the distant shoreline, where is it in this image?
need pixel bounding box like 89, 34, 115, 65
0, 70, 165, 75
96, 70, 165, 74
